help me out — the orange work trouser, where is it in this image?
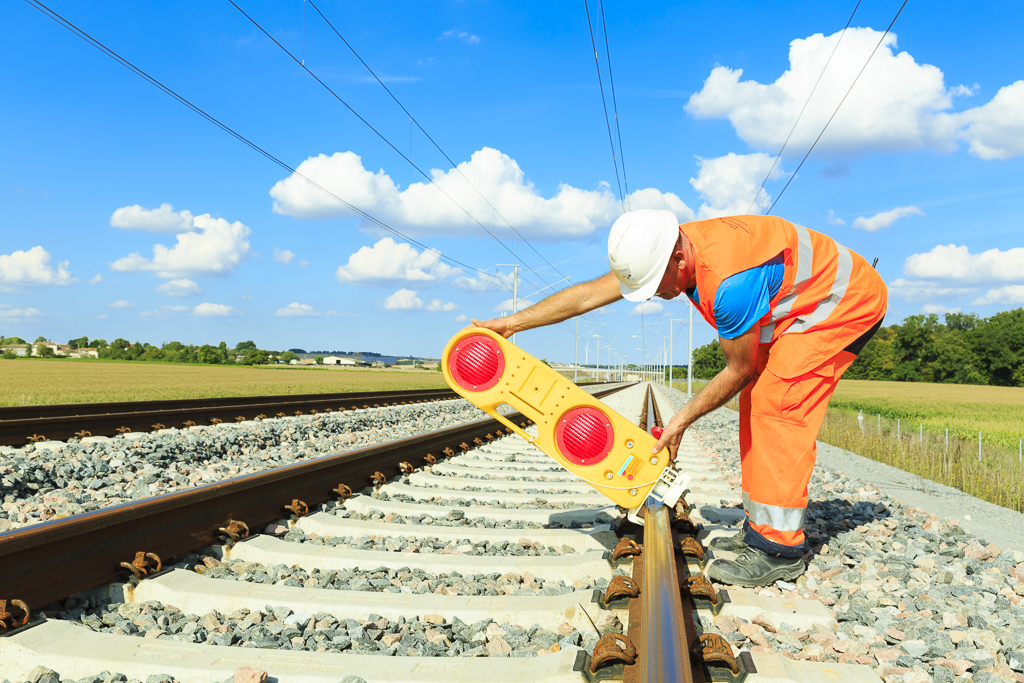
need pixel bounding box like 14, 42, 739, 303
736, 346, 858, 558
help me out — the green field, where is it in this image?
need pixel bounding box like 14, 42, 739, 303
0, 359, 449, 406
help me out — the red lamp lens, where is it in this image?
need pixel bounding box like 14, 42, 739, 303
449, 334, 504, 391
555, 407, 614, 466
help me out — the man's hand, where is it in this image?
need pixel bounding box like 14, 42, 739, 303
470, 317, 515, 339
652, 412, 689, 461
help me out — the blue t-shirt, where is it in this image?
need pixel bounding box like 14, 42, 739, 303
687, 254, 785, 339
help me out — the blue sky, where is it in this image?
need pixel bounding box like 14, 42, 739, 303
3, 0, 1023, 365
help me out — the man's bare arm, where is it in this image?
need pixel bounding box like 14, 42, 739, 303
652, 326, 759, 458
472, 272, 623, 338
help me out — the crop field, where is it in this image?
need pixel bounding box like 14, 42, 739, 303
0, 360, 449, 406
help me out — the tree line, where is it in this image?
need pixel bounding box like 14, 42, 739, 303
0, 335, 293, 366
688, 308, 1024, 387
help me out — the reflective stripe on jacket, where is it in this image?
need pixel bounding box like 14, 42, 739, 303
680, 215, 888, 378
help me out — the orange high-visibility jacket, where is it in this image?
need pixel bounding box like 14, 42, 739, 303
680, 215, 888, 379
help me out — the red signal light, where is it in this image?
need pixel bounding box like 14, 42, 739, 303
449, 334, 505, 392
555, 406, 614, 466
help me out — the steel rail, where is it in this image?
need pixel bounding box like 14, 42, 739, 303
0, 384, 632, 612
640, 384, 697, 683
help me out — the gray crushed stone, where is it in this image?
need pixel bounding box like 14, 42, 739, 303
281, 524, 580, 556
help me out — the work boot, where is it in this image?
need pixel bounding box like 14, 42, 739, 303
708, 530, 748, 553
706, 546, 804, 588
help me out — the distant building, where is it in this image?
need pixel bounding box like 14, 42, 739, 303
1, 344, 29, 357
322, 356, 360, 366
68, 347, 99, 359
30, 341, 59, 356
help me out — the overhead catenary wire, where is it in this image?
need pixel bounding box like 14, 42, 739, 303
304, 0, 569, 288
745, 0, 863, 214
22, 0, 511, 294
598, 0, 630, 212
226, 0, 550, 295
583, 0, 626, 214
766, 0, 910, 215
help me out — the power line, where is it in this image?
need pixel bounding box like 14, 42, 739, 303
304, 0, 568, 287
767, 0, 910, 215
23, 0, 511, 293
598, 0, 630, 211
226, 0, 548, 294
746, 0, 863, 214
583, 0, 625, 213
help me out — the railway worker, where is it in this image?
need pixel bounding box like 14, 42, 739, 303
472, 209, 887, 587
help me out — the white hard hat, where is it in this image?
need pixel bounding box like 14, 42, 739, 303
607, 209, 680, 302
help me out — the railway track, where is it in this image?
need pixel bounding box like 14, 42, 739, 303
0, 382, 904, 682
0, 388, 468, 447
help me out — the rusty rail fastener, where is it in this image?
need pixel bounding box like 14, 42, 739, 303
0, 599, 30, 630
276, 412, 286, 418
371, 471, 387, 486
603, 575, 640, 603
152, 423, 166, 430
115, 426, 131, 435
218, 520, 249, 542
74, 430, 92, 439
120, 551, 162, 580
485, 433, 495, 441
323, 408, 334, 413
284, 499, 309, 517
399, 462, 414, 475
256, 414, 267, 420
590, 633, 638, 673
473, 437, 484, 447
678, 536, 706, 562
293, 411, 303, 417
442, 447, 455, 458
458, 442, 471, 452
234, 416, 246, 423
210, 418, 223, 425
686, 574, 719, 606
333, 484, 353, 500
309, 409, 319, 415
183, 420, 196, 428
674, 507, 698, 535
693, 633, 740, 675
26, 434, 46, 443
611, 538, 642, 561
424, 453, 437, 465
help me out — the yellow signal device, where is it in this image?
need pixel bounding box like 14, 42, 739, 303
441, 327, 690, 517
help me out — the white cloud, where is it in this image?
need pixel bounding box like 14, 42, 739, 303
921, 303, 962, 315
110, 203, 195, 234
383, 288, 423, 310
156, 279, 203, 298
851, 206, 923, 232
110, 214, 251, 278
336, 238, 458, 284
493, 297, 534, 313
0, 304, 43, 320
88, 274, 104, 285
273, 247, 296, 265
826, 210, 845, 226
0, 246, 77, 289
956, 81, 1024, 160
107, 300, 134, 309
686, 28, 1024, 160
426, 298, 458, 312
888, 278, 976, 302
630, 302, 665, 316
903, 244, 1024, 285
454, 314, 468, 323
440, 30, 480, 45
972, 285, 1024, 306
276, 302, 319, 317
269, 147, 693, 240
689, 153, 784, 218
140, 305, 189, 319
193, 303, 238, 317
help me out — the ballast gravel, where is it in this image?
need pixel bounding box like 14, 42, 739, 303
651, 384, 1024, 683
281, 524, 581, 556
379, 490, 586, 510
0, 400, 489, 532
53, 590, 620, 659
